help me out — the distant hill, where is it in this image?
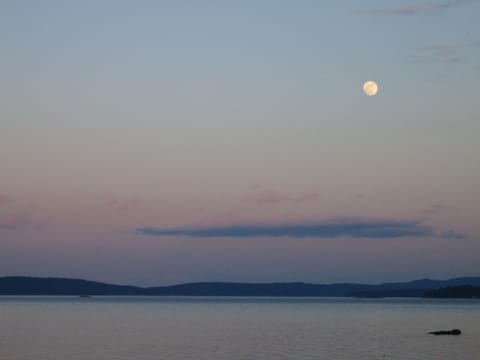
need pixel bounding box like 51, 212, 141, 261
145, 282, 377, 297
424, 285, 480, 299
348, 277, 480, 298
1, 276, 480, 297
0, 276, 142, 295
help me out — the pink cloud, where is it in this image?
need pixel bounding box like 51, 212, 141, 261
107, 197, 142, 211
295, 192, 319, 203
243, 188, 320, 206
195, 213, 235, 228
194, 213, 304, 228
0, 195, 10, 205
107, 199, 118, 208
0, 213, 46, 230
256, 190, 289, 204
244, 189, 290, 205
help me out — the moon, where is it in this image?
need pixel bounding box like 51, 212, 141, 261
363, 80, 378, 96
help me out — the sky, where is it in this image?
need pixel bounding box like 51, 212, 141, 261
1, 0, 479, 286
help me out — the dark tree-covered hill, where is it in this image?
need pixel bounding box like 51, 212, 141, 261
424, 285, 480, 298
1, 276, 480, 297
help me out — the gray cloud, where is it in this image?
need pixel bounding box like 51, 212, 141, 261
440, 230, 468, 239
243, 189, 290, 205
135, 218, 465, 239
357, 0, 473, 16
423, 204, 444, 215
409, 40, 480, 64
107, 196, 142, 212
294, 192, 320, 203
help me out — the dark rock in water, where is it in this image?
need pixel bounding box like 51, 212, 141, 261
429, 329, 462, 335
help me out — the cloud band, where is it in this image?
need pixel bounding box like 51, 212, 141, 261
135, 218, 463, 239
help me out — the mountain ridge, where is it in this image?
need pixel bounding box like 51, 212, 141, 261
2, 276, 480, 297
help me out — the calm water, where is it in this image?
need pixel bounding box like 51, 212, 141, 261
1, 297, 479, 360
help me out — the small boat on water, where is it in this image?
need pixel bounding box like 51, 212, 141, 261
79, 294, 91, 298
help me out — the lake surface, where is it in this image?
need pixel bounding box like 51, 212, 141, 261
1, 297, 479, 360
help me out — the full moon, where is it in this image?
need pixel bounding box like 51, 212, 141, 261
363, 80, 378, 96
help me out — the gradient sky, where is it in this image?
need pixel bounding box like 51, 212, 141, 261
1, 0, 479, 286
